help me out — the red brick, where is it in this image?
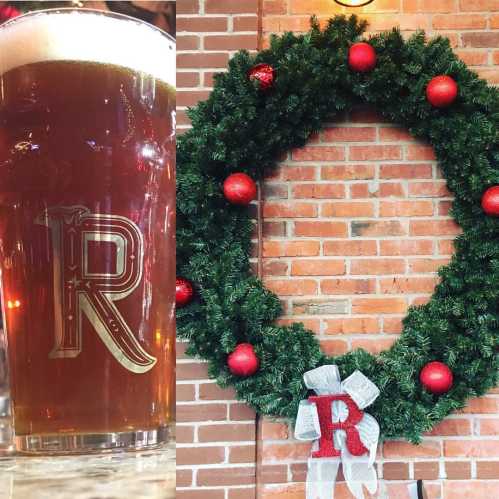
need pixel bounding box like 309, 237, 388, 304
479, 418, 499, 435
476, 461, 499, 479
324, 317, 379, 335
177, 0, 200, 14
230, 403, 256, 421
177, 52, 229, 69
402, 0, 455, 12
292, 146, 345, 161
322, 126, 376, 142
379, 127, 414, 142
291, 259, 345, 276
414, 461, 440, 480
383, 462, 410, 479
406, 144, 436, 160
426, 418, 472, 436
228, 488, 256, 499
278, 166, 316, 181
321, 201, 374, 217
263, 260, 288, 276
229, 445, 256, 463
177, 16, 228, 32
379, 182, 407, 197
410, 220, 461, 236
264, 202, 317, 218
262, 442, 312, 461
258, 465, 288, 484
177, 35, 200, 51
380, 163, 432, 178
197, 466, 255, 486
263, 221, 287, 237
205, 0, 258, 14
177, 362, 208, 380
409, 258, 451, 273
380, 200, 433, 216
351, 258, 406, 275
292, 183, 345, 199
445, 461, 471, 479
383, 440, 441, 458
176, 469, 193, 488
263, 0, 287, 15
177, 90, 210, 107
459, 396, 499, 414
463, 32, 499, 48
260, 420, 289, 440
177, 404, 227, 423
456, 49, 489, 66
445, 439, 499, 457
443, 481, 499, 499
177, 384, 196, 401
233, 15, 259, 31
177, 425, 195, 443
433, 14, 487, 29
199, 383, 236, 401
263, 240, 320, 257
323, 240, 377, 256
177, 72, 200, 87
459, 0, 494, 10
294, 221, 348, 237
350, 337, 397, 354
379, 276, 438, 294
380, 239, 433, 256
383, 317, 404, 333
321, 278, 376, 295
204, 34, 257, 50
177, 446, 225, 465
352, 297, 407, 314
351, 220, 406, 237
264, 279, 317, 296
349, 145, 402, 161
321, 164, 375, 180
198, 423, 256, 442
177, 491, 224, 499
409, 181, 451, 197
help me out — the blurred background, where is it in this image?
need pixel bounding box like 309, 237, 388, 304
0, 1, 176, 37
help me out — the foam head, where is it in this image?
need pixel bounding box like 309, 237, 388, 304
0, 9, 175, 86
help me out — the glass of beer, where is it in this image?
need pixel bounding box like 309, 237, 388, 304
0, 9, 175, 454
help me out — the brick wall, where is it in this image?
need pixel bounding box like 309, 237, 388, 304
177, 1, 499, 498
176, 2, 260, 499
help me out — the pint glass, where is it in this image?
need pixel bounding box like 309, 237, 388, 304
0, 9, 175, 453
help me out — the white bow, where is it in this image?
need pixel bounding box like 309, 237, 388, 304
294, 365, 380, 499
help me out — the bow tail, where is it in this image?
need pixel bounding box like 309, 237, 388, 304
306, 458, 340, 499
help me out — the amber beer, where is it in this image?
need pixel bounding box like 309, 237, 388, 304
0, 10, 175, 453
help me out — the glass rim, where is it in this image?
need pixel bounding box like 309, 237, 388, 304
0, 6, 175, 44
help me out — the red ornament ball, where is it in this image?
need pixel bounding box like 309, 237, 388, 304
426, 75, 458, 108
176, 277, 194, 308
420, 361, 453, 394
481, 186, 499, 216
248, 63, 275, 90
227, 343, 259, 377
0, 4, 21, 23
348, 42, 377, 73
223, 173, 257, 205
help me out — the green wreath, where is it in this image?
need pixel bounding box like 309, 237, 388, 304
177, 15, 499, 443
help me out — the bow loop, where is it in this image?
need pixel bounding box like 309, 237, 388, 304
295, 365, 379, 499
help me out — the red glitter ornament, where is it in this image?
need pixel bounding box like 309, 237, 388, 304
426, 75, 458, 108
348, 42, 377, 73
248, 63, 275, 90
223, 173, 257, 205
420, 361, 453, 395
481, 186, 499, 216
176, 277, 194, 308
0, 4, 20, 23
227, 343, 259, 377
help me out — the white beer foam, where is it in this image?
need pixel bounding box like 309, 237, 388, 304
0, 9, 175, 86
